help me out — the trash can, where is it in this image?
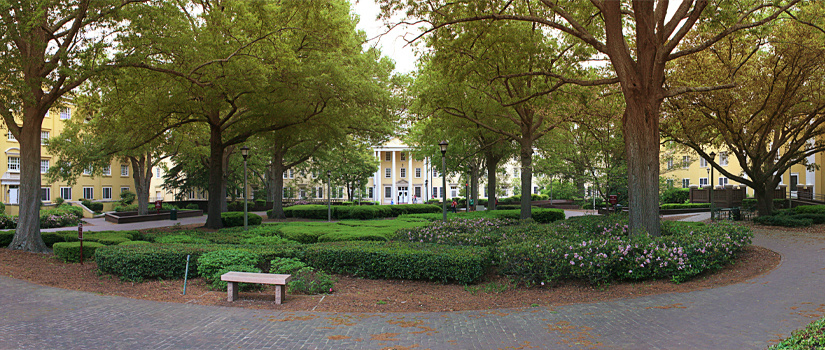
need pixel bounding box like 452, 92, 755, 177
170, 208, 178, 220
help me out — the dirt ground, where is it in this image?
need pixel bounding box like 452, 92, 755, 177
0, 226, 780, 313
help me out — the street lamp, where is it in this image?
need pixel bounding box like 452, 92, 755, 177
424, 179, 428, 203
439, 140, 449, 221
240, 146, 250, 231
708, 151, 716, 220
327, 170, 332, 222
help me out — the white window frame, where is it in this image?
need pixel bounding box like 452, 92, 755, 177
7, 131, 16, 141
60, 187, 72, 200
699, 178, 709, 187
682, 178, 690, 188
41, 187, 50, 202
700, 157, 708, 167
718, 177, 728, 187
384, 186, 392, 199
385, 152, 391, 161
666, 179, 674, 188
8, 157, 20, 172
415, 168, 421, 178
102, 165, 111, 176
667, 158, 673, 170
288, 169, 294, 179
156, 168, 161, 178
368, 187, 374, 199
400, 168, 406, 178
385, 168, 391, 178
40, 131, 50, 144
40, 159, 49, 174
121, 187, 130, 193
121, 164, 129, 176
400, 152, 406, 161
682, 156, 690, 168
102, 187, 112, 200
59, 107, 71, 120
433, 168, 438, 177
83, 187, 94, 200
83, 167, 92, 176
719, 152, 729, 166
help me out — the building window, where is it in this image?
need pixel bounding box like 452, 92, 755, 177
682, 156, 690, 168
83, 167, 91, 175
102, 165, 111, 176
337, 187, 344, 199
83, 187, 94, 200
699, 178, 709, 187
666, 179, 674, 188
121, 165, 129, 176
288, 169, 294, 179
415, 168, 421, 178
700, 157, 708, 167
384, 186, 392, 198
667, 158, 673, 170
433, 168, 438, 177
385, 152, 391, 161
415, 186, 421, 197
718, 177, 728, 187
400, 168, 406, 178
156, 168, 161, 178
7, 131, 16, 141
121, 187, 130, 193
40, 131, 50, 144
451, 186, 458, 198
317, 187, 323, 198
400, 152, 406, 161
41, 187, 50, 201
368, 187, 374, 199
60, 187, 71, 200
40, 159, 49, 173
433, 187, 439, 198
682, 178, 690, 188
60, 107, 71, 120
385, 168, 391, 178
8, 157, 19, 172
102, 187, 112, 200
533, 186, 540, 194
719, 152, 729, 166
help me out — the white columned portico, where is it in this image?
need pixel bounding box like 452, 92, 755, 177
374, 150, 380, 201
391, 150, 396, 204
408, 152, 413, 202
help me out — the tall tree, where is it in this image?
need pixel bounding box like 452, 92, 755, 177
0, 0, 143, 251
663, 15, 825, 215
381, 0, 801, 235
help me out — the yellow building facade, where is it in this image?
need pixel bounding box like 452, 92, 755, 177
2, 106, 136, 215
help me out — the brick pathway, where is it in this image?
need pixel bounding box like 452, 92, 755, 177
1, 227, 823, 349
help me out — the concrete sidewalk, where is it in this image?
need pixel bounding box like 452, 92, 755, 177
41, 211, 270, 232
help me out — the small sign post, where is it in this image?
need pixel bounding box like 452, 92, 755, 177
155, 200, 162, 214
78, 222, 84, 265
609, 195, 618, 214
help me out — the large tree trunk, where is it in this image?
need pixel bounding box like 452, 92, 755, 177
130, 154, 152, 215
470, 164, 479, 211
484, 152, 500, 211
8, 114, 47, 252
622, 98, 662, 236
754, 182, 777, 216
270, 153, 286, 219
519, 137, 534, 220
205, 123, 224, 229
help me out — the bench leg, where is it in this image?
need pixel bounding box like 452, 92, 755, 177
227, 281, 238, 302
275, 285, 283, 305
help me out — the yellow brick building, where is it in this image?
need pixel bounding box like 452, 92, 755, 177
2, 106, 136, 215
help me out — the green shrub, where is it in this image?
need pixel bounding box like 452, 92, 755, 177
660, 188, 690, 204
0, 201, 5, 214
211, 264, 263, 291
53, 242, 105, 263
197, 249, 261, 287
269, 257, 307, 274
119, 191, 136, 205
41, 232, 65, 248
495, 217, 752, 285
288, 267, 336, 294
97, 237, 131, 245
0, 230, 15, 246
96, 244, 211, 281
62, 231, 138, 244
119, 240, 150, 245
54, 197, 64, 206
792, 205, 825, 214
398, 218, 516, 247
0, 215, 16, 230
316, 231, 388, 243
754, 215, 813, 227
185, 203, 200, 210
399, 208, 564, 223
240, 235, 297, 245
660, 203, 710, 210
220, 212, 262, 227
304, 241, 490, 284
491, 204, 526, 210
155, 235, 211, 244
769, 316, 825, 350
742, 198, 787, 210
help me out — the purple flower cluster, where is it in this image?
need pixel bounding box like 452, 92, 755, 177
399, 218, 516, 246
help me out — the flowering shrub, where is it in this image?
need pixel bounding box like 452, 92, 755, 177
397, 218, 517, 247
496, 215, 752, 285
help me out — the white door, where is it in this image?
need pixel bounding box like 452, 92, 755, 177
398, 187, 408, 203
9, 188, 18, 204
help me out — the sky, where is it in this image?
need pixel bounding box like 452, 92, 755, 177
352, 0, 420, 74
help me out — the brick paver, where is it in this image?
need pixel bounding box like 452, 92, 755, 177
1, 217, 823, 349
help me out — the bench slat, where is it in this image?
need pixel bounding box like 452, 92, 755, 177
221, 272, 291, 285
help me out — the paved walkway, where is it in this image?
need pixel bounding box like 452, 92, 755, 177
2, 216, 824, 349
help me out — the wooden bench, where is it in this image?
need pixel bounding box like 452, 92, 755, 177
220, 272, 292, 304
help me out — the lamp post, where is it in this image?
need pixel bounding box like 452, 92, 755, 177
708, 152, 716, 220
439, 140, 448, 221
240, 146, 250, 231
424, 179, 428, 203
327, 170, 332, 222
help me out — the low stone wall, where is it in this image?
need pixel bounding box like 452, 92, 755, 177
104, 210, 203, 224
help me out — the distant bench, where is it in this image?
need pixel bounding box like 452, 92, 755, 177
220, 272, 292, 304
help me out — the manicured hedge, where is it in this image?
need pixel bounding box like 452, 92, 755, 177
495, 216, 752, 285
221, 212, 262, 227
0, 230, 14, 246
660, 203, 710, 210
275, 204, 439, 220
741, 198, 787, 210
53, 242, 106, 263
660, 188, 690, 204
791, 205, 825, 214
754, 215, 813, 227
303, 241, 490, 284
401, 208, 565, 224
